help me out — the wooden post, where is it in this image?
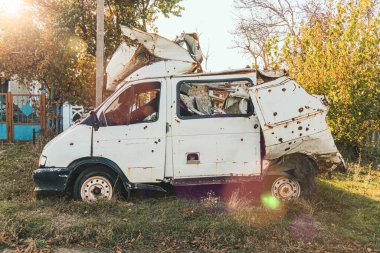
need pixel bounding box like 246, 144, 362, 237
40, 93, 46, 134
6, 92, 13, 142
96, 0, 104, 107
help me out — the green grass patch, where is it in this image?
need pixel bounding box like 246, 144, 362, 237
0, 141, 379, 252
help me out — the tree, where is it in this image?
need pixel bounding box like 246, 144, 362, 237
0, 0, 184, 107
231, 20, 272, 69
232, 0, 331, 69
282, 0, 380, 151
233, 0, 380, 152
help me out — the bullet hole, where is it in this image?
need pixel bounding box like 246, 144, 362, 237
254, 124, 259, 129
299, 107, 304, 113
284, 125, 288, 128
292, 118, 295, 121
279, 138, 283, 143
292, 131, 294, 133
97, 141, 99, 143
299, 133, 302, 136
288, 142, 292, 145
154, 141, 158, 144
144, 126, 148, 130
69, 143, 74, 146
297, 121, 301, 124
268, 89, 272, 93
271, 132, 274, 135
118, 140, 121, 143
308, 124, 310, 126
285, 147, 290, 151
151, 150, 154, 153
158, 139, 161, 142
259, 96, 261, 99
273, 112, 278, 116
298, 126, 303, 130
305, 106, 310, 109
282, 88, 286, 92
306, 128, 309, 131
241, 138, 244, 141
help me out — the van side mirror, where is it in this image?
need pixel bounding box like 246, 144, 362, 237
90, 111, 100, 131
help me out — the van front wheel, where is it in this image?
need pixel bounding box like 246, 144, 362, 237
73, 168, 119, 201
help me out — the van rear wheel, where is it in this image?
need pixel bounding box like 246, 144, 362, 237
271, 176, 301, 201
73, 167, 120, 201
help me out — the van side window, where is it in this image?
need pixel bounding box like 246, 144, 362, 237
178, 80, 253, 118
103, 82, 160, 126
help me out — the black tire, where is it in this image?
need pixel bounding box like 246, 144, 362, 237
265, 154, 317, 200
262, 175, 301, 201
73, 167, 122, 201
272, 175, 301, 201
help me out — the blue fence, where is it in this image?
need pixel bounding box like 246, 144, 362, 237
0, 93, 7, 141
0, 92, 46, 142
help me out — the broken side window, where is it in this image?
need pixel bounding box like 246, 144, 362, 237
102, 82, 160, 126
177, 80, 253, 119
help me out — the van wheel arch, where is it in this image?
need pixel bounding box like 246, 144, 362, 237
265, 153, 319, 199
66, 157, 131, 197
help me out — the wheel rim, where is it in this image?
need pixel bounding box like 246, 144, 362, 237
271, 177, 300, 201
80, 176, 113, 201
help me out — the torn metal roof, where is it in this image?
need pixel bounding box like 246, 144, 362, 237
106, 27, 203, 91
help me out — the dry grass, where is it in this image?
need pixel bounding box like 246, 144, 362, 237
0, 141, 379, 252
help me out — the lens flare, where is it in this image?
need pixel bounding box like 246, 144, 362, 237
260, 193, 280, 209
0, 0, 24, 16
290, 214, 319, 242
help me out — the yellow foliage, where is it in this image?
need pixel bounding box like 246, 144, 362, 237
283, 0, 380, 149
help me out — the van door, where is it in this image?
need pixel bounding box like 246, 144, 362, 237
171, 78, 261, 181
93, 81, 166, 183
249, 76, 339, 160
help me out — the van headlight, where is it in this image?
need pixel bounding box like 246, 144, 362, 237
39, 155, 47, 167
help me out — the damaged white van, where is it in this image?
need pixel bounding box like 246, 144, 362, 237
33, 27, 345, 201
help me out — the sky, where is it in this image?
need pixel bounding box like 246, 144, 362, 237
155, 0, 251, 72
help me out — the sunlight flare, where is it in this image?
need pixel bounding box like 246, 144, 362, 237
0, 0, 24, 16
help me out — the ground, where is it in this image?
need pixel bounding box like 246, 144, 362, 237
0, 141, 379, 252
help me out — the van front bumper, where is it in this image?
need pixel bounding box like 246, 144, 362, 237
33, 167, 71, 192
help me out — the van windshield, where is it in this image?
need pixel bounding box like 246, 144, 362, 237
101, 82, 161, 126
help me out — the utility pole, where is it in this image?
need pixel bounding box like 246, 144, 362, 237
96, 0, 104, 107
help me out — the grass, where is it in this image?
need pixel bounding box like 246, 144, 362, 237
0, 141, 379, 252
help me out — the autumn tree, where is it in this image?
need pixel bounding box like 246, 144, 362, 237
232, 0, 303, 69
235, 0, 380, 151
0, 0, 184, 107
283, 0, 380, 152
232, 0, 333, 69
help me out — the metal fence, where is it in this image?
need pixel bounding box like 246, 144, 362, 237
0, 92, 46, 142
